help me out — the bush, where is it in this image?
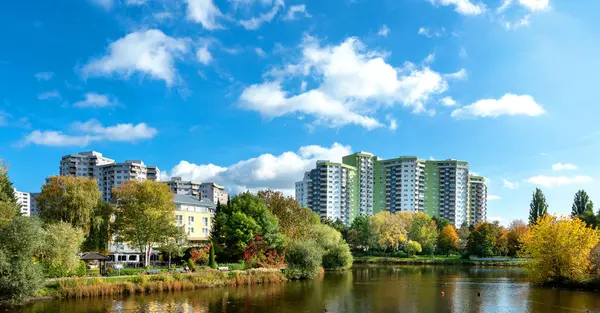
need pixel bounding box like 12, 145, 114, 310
131, 274, 149, 285
404, 240, 422, 257
209, 244, 218, 269
322, 242, 353, 270
149, 274, 172, 282
187, 259, 196, 272
285, 240, 323, 280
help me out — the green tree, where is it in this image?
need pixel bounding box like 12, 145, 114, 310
347, 215, 375, 251
113, 180, 179, 267
572, 189, 594, 216
83, 202, 115, 254
457, 224, 470, 253
404, 240, 422, 256
529, 188, 549, 225
257, 190, 320, 241
285, 240, 323, 280
467, 222, 501, 257
432, 216, 451, 231
0, 160, 20, 224
408, 212, 439, 254
38, 222, 85, 277
157, 227, 187, 268
208, 243, 217, 269
37, 176, 101, 232
0, 217, 44, 304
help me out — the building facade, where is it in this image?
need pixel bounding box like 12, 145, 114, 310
95, 160, 159, 202
29, 192, 40, 216
60, 151, 114, 178
13, 188, 30, 216
296, 152, 486, 227
198, 183, 228, 205
174, 194, 216, 243
166, 178, 228, 205
468, 175, 487, 225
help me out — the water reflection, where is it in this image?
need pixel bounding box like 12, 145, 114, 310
12, 265, 600, 313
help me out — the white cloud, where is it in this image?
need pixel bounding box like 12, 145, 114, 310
503, 15, 530, 30
90, 0, 113, 10
503, 179, 519, 189
451, 94, 545, 119
459, 47, 468, 58
378, 25, 390, 37
497, 0, 512, 12
38, 91, 61, 100
125, 0, 145, 5
525, 175, 593, 188
429, 0, 486, 15
255, 47, 267, 57
162, 142, 352, 194
246, 36, 460, 129
440, 96, 457, 106
418, 27, 442, 38
552, 162, 577, 171
487, 195, 501, 200
445, 68, 467, 80
22, 120, 157, 147
300, 81, 307, 92
196, 46, 213, 65
34, 72, 54, 81
73, 92, 117, 108
184, 0, 224, 30
283, 4, 311, 20
424, 53, 435, 64
82, 29, 187, 86
388, 119, 398, 131
239, 1, 283, 30
519, 0, 549, 12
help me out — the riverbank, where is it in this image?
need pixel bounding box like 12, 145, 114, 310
353, 256, 527, 266
37, 268, 286, 300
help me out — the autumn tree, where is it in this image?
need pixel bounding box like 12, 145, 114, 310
494, 227, 510, 256
37, 176, 101, 232
529, 188, 548, 226
157, 227, 187, 268
257, 190, 320, 240
467, 222, 501, 257
371, 212, 412, 252
524, 215, 600, 284
408, 212, 439, 254
437, 225, 459, 255
0, 160, 20, 224
113, 180, 179, 267
507, 220, 529, 257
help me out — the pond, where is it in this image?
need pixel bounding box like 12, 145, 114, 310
11, 265, 600, 313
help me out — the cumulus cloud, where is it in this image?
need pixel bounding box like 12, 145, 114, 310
242, 36, 461, 129
418, 27, 443, 38
440, 96, 457, 106
38, 91, 61, 100
552, 162, 577, 171
283, 4, 311, 20
73, 92, 117, 108
162, 142, 352, 194
82, 29, 187, 86
428, 0, 486, 15
525, 175, 593, 188
34, 72, 54, 81
445, 68, 467, 80
184, 0, 224, 30
21, 119, 157, 147
498, 0, 549, 12
503, 179, 519, 189
451, 94, 545, 118
378, 25, 390, 37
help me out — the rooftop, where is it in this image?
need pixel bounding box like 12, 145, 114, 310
174, 194, 217, 208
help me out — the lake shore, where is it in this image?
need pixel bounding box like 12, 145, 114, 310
37, 268, 286, 300
353, 256, 527, 266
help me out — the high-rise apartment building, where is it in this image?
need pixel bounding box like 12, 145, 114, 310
60, 151, 114, 178
166, 178, 228, 205
167, 177, 202, 196
297, 152, 486, 227
198, 183, 228, 205
296, 161, 358, 226
468, 175, 487, 225
30, 192, 40, 217
342, 152, 375, 216
13, 188, 30, 216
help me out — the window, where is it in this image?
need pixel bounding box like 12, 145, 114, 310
202, 228, 208, 235
202, 217, 208, 226
118, 255, 126, 261
176, 215, 183, 226
128, 255, 137, 261
188, 227, 195, 233
188, 216, 194, 223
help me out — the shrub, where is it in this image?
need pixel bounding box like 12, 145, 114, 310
285, 240, 322, 280
322, 242, 353, 270
209, 244, 218, 269
149, 274, 172, 282
187, 259, 196, 272
131, 274, 149, 285
404, 240, 422, 257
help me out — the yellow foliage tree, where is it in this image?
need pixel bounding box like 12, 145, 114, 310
371, 212, 412, 252
437, 225, 459, 255
524, 214, 600, 284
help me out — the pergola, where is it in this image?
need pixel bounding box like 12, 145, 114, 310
80, 252, 109, 276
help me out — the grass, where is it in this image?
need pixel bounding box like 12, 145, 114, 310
39, 268, 286, 299
353, 255, 527, 266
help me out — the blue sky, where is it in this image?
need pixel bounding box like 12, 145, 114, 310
1, 0, 599, 224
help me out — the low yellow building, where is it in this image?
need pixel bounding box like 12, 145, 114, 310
174, 194, 216, 243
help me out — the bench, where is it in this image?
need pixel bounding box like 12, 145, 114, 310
146, 269, 162, 275
217, 267, 229, 272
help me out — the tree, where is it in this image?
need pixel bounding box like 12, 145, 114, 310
209, 243, 217, 269
432, 216, 451, 231
285, 240, 323, 280
371, 212, 412, 252
408, 212, 438, 254
437, 225, 459, 255
404, 240, 422, 256
507, 220, 529, 257
524, 215, 600, 284
529, 188, 548, 225
37, 176, 101, 232
467, 222, 501, 257
83, 202, 115, 254
113, 180, 179, 267
257, 190, 320, 241
157, 227, 187, 268
457, 224, 470, 253
38, 222, 85, 277
0, 217, 44, 304
572, 189, 594, 217
494, 227, 510, 256
0, 160, 20, 224
347, 215, 375, 251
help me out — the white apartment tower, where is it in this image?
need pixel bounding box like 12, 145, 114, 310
60, 151, 114, 178
469, 176, 487, 225
375, 157, 426, 213
95, 160, 160, 202
166, 178, 228, 205
13, 188, 30, 216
